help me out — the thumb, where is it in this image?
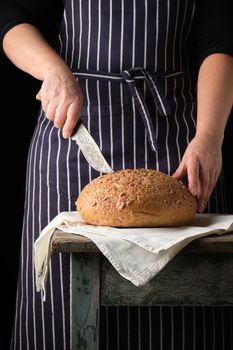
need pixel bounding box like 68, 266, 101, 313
172, 161, 186, 181
36, 90, 42, 101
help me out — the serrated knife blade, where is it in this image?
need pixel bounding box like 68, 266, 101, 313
71, 119, 114, 173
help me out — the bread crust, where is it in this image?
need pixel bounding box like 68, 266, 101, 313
76, 169, 197, 227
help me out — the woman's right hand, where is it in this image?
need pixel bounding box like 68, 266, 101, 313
36, 65, 83, 138
2, 23, 83, 137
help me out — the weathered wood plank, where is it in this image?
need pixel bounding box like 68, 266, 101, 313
71, 253, 100, 350
53, 233, 99, 253
101, 252, 233, 306
52, 230, 233, 253
182, 233, 233, 253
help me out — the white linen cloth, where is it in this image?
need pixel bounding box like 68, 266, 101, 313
34, 212, 233, 300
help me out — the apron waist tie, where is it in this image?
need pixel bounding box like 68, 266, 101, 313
73, 67, 189, 152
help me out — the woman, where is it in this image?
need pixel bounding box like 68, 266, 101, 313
1, 0, 233, 349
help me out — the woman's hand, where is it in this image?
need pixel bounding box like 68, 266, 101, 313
173, 54, 233, 213
172, 136, 222, 212
3, 23, 84, 138
36, 66, 83, 138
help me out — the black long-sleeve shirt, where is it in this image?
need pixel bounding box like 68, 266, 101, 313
0, 0, 232, 67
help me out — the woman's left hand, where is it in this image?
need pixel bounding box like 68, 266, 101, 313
172, 136, 222, 212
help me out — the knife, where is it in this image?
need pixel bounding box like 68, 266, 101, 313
36, 93, 113, 173
71, 119, 114, 173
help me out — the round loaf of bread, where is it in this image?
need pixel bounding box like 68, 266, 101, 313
76, 169, 197, 227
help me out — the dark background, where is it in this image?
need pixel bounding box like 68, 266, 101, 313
1, 54, 40, 349
1, 54, 232, 349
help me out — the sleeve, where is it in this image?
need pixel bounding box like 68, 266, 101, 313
195, 0, 233, 66
0, 0, 64, 52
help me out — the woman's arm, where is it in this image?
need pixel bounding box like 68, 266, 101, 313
0, 0, 64, 51
173, 53, 233, 212
3, 23, 83, 138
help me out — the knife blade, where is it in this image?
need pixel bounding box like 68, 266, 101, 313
71, 119, 114, 173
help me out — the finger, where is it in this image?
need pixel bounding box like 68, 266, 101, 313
198, 167, 219, 212
36, 90, 42, 100
35, 90, 49, 112
196, 167, 210, 212
171, 161, 186, 180
53, 103, 68, 129
45, 100, 58, 122
186, 158, 199, 198
62, 100, 82, 138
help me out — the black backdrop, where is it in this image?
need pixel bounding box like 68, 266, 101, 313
1, 54, 232, 349
1, 54, 40, 349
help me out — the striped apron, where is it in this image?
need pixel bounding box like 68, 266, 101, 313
11, 0, 231, 349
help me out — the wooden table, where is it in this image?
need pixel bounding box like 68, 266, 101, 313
51, 231, 233, 350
